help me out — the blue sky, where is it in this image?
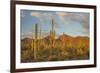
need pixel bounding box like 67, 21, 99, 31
21, 9, 90, 39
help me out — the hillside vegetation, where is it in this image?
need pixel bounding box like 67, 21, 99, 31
21, 34, 89, 62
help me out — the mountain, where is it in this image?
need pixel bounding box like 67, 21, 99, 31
21, 34, 89, 49
58, 34, 73, 43
21, 38, 33, 44
73, 36, 89, 48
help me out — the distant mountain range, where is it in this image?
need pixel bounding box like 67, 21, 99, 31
21, 34, 89, 49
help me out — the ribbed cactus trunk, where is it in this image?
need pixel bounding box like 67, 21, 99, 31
49, 19, 56, 57
34, 24, 38, 60
51, 19, 55, 48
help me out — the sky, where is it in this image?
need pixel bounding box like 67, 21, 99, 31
21, 9, 90, 39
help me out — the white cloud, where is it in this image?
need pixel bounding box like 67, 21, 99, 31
30, 12, 41, 17
57, 12, 89, 35
29, 11, 89, 36
56, 12, 68, 23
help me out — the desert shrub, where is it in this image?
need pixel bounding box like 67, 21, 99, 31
21, 36, 90, 62
21, 49, 34, 62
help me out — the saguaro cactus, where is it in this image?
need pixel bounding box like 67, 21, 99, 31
34, 24, 38, 60
50, 19, 55, 48
31, 28, 34, 51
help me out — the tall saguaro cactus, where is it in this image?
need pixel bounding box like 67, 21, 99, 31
50, 19, 55, 48
34, 24, 38, 60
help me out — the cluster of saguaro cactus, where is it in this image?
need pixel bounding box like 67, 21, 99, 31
32, 19, 56, 60
21, 19, 90, 62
